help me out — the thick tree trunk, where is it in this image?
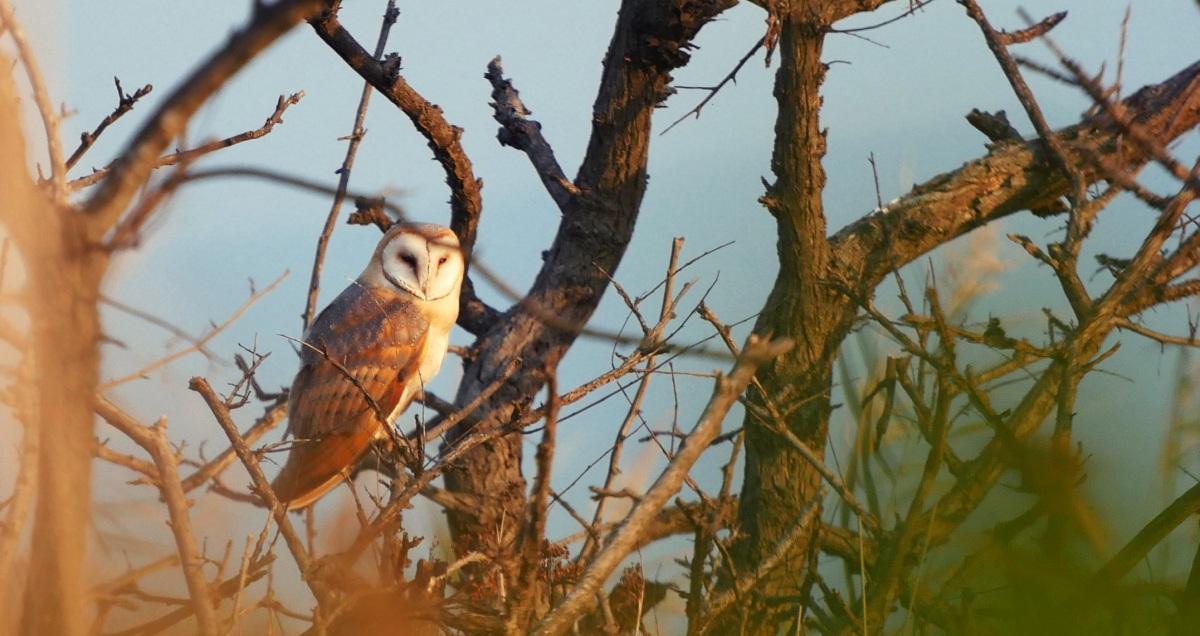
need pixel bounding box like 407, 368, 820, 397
19, 251, 104, 636
727, 4, 855, 627
1, 55, 105, 636
441, 0, 735, 613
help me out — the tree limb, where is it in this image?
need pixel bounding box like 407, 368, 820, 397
80, 0, 326, 240
833, 59, 1200, 291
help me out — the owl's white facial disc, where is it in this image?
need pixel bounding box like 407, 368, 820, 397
374, 225, 464, 301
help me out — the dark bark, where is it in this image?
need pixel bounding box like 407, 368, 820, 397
724, 3, 855, 627
442, 0, 737, 579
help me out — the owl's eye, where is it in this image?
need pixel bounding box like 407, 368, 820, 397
399, 254, 417, 268
437, 256, 448, 265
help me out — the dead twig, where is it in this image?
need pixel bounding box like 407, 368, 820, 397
188, 377, 333, 610
79, 0, 325, 240
303, 0, 399, 329
508, 366, 561, 631
98, 271, 287, 391
140, 418, 221, 636
662, 36, 764, 135
309, 10, 483, 264
486, 56, 579, 213
0, 0, 66, 201
534, 336, 794, 636
65, 78, 153, 171
698, 491, 825, 634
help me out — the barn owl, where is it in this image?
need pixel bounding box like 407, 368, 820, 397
271, 222, 464, 510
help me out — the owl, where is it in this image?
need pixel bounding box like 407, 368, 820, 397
271, 222, 464, 510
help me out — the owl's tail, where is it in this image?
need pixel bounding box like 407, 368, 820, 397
269, 426, 375, 510
271, 465, 347, 511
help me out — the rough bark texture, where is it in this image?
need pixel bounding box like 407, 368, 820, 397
722, 5, 1200, 632
726, 4, 853, 626
441, 0, 735, 583
832, 58, 1200, 291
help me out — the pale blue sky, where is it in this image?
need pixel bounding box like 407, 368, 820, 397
5, 0, 1200, 624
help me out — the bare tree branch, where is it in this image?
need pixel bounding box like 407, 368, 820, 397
187, 377, 333, 610
65, 78, 153, 172
534, 336, 793, 636
303, 0, 399, 330
80, 0, 326, 239
135, 418, 220, 636
833, 59, 1200, 290
486, 57, 579, 214
98, 272, 287, 391
308, 9, 482, 259
1096, 481, 1200, 583
0, 0, 67, 200
74, 91, 304, 194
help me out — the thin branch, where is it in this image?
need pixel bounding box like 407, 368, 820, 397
99, 294, 216, 360
1096, 481, 1200, 582
534, 336, 794, 636
508, 367, 561, 631
65, 78, 153, 171
959, 1, 1086, 219
158, 164, 406, 215
76, 91, 304, 194
698, 492, 824, 634
309, 10, 483, 261
0, 0, 66, 200
89, 555, 180, 599
833, 58, 1200, 289
187, 377, 332, 609
303, 0, 399, 330
1115, 317, 1200, 348
104, 554, 275, 636
661, 36, 764, 135
94, 439, 158, 481
829, 0, 935, 34
993, 10, 1066, 46
417, 357, 520, 444
139, 418, 220, 636
79, 0, 325, 239
578, 358, 652, 563
1032, 25, 1200, 195
179, 401, 286, 493
774, 417, 880, 536
0, 376, 36, 606
98, 271, 287, 391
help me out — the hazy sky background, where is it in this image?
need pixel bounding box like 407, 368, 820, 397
5, 0, 1200, 626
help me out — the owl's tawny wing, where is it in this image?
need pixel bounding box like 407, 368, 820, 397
271, 284, 431, 510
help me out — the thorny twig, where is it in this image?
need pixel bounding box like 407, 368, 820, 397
662, 36, 765, 135
66, 78, 153, 171
73, 92, 305, 191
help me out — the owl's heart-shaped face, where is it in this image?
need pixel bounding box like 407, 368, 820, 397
365, 223, 464, 302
